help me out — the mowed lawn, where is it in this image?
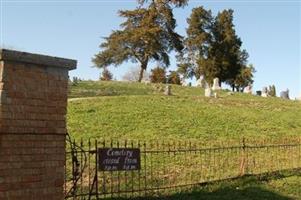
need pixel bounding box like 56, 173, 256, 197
67, 81, 301, 142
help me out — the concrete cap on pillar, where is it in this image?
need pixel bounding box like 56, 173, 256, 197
0, 49, 77, 70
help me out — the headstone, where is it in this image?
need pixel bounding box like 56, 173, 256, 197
280, 89, 290, 100
256, 91, 262, 96
243, 85, 252, 94
205, 88, 212, 97
164, 85, 171, 95
212, 77, 221, 90
214, 92, 218, 98
261, 87, 268, 97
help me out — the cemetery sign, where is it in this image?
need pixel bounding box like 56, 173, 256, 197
98, 148, 140, 171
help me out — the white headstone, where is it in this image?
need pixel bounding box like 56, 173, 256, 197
212, 78, 221, 91
205, 88, 212, 97
261, 87, 268, 97
164, 85, 171, 96
280, 89, 290, 100
214, 92, 218, 98
243, 85, 252, 94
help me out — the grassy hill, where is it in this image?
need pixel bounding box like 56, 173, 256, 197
66, 80, 301, 200
67, 80, 301, 142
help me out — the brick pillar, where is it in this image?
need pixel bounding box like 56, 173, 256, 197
0, 49, 76, 200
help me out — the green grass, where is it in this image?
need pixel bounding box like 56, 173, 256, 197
67, 81, 301, 142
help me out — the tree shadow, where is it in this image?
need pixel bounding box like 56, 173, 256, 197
113, 175, 298, 200
110, 170, 301, 200
153, 185, 294, 200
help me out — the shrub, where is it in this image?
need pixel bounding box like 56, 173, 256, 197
167, 71, 181, 85
150, 67, 166, 83
268, 85, 276, 97
72, 76, 81, 86
100, 68, 113, 81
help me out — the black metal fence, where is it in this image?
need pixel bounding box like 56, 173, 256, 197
64, 137, 301, 199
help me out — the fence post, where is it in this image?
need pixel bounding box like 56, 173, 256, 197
239, 137, 246, 176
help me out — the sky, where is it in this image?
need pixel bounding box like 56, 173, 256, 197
0, 0, 300, 98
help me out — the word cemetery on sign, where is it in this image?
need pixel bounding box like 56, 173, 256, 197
98, 148, 141, 171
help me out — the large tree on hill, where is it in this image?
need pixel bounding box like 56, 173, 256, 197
93, 1, 184, 82
178, 7, 250, 88
212, 9, 248, 88
178, 6, 214, 83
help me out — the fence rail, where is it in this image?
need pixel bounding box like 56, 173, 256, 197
64, 137, 301, 199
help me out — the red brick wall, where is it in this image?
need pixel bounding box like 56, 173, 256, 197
0, 51, 75, 200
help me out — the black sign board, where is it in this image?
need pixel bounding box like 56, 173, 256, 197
98, 148, 141, 171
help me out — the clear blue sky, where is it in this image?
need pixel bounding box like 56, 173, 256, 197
1, 0, 300, 98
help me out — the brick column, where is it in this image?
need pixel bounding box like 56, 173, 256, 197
0, 49, 76, 200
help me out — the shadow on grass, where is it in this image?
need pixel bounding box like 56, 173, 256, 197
143, 169, 300, 200
111, 173, 300, 200
98, 169, 300, 200
149, 186, 294, 200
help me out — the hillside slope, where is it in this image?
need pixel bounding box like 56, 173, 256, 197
67, 81, 301, 141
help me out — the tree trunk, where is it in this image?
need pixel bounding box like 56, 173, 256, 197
232, 85, 235, 92
138, 61, 148, 82
138, 66, 145, 82
138, 68, 144, 82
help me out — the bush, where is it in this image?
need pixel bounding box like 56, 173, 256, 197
72, 76, 81, 86
268, 85, 276, 97
167, 71, 181, 85
150, 67, 166, 83
100, 68, 113, 81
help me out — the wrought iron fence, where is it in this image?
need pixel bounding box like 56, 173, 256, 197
64, 136, 301, 199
